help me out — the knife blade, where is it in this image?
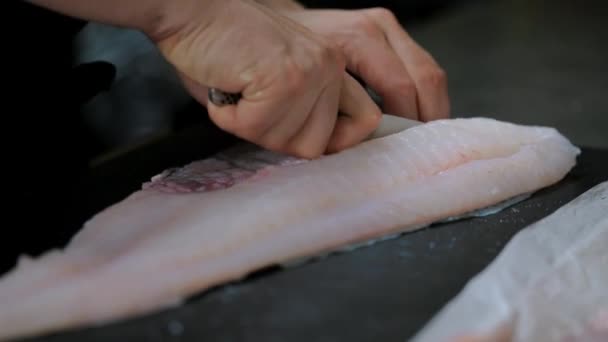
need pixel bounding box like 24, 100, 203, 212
364, 114, 423, 141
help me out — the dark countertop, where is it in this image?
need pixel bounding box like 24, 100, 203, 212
411, 0, 608, 149
8, 0, 608, 341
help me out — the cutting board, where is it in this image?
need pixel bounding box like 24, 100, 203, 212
19, 122, 608, 342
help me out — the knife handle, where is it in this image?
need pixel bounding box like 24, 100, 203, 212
208, 88, 241, 106
207, 89, 420, 140
208, 85, 383, 108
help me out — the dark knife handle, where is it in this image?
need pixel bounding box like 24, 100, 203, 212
208, 88, 242, 106
208, 84, 382, 108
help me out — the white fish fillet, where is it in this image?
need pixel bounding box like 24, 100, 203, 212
413, 181, 608, 342
0, 118, 580, 340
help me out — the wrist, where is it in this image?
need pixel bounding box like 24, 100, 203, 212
143, 0, 222, 43
23, 0, 208, 39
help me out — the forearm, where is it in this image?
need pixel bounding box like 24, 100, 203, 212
24, 0, 206, 38
25, 0, 304, 34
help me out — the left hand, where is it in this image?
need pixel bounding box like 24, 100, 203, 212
277, 7, 450, 121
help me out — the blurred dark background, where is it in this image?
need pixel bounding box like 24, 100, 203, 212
3, 0, 607, 272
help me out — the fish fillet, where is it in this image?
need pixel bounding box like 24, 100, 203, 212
413, 181, 608, 342
0, 117, 580, 340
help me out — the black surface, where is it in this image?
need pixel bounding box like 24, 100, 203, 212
5, 0, 607, 340
16, 142, 608, 342
410, 0, 608, 150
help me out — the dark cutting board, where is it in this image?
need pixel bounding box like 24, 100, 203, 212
17, 123, 608, 342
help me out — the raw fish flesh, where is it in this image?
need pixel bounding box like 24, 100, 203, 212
413, 181, 608, 342
0, 117, 580, 340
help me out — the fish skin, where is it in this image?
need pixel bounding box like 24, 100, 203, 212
0, 118, 580, 341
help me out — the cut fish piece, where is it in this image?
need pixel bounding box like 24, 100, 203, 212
412, 181, 608, 342
0, 117, 580, 341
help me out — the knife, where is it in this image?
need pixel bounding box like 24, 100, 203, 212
363, 113, 423, 140
208, 88, 423, 140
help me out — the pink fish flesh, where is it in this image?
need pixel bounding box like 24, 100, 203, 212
0, 117, 580, 340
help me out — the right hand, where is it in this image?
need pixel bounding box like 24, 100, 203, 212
154, 0, 382, 158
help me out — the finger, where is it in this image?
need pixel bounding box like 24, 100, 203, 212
179, 75, 281, 141
256, 85, 318, 151
326, 73, 381, 153
366, 8, 450, 121
410, 60, 450, 121
183, 74, 283, 143
180, 74, 269, 139
343, 26, 419, 119
285, 81, 341, 159
395, 41, 450, 121
178, 72, 209, 107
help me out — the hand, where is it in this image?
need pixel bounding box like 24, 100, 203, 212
154, 0, 381, 158
277, 7, 451, 121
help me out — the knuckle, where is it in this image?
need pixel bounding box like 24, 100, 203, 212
311, 40, 345, 79
308, 40, 325, 59
330, 55, 346, 76
325, 39, 341, 57
331, 44, 347, 69
353, 13, 380, 35
420, 66, 448, 88
368, 7, 398, 23
363, 110, 382, 130
319, 40, 341, 64
280, 59, 306, 93
392, 78, 417, 97
316, 41, 334, 65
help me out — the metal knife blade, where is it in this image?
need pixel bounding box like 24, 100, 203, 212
364, 114, 423, 141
